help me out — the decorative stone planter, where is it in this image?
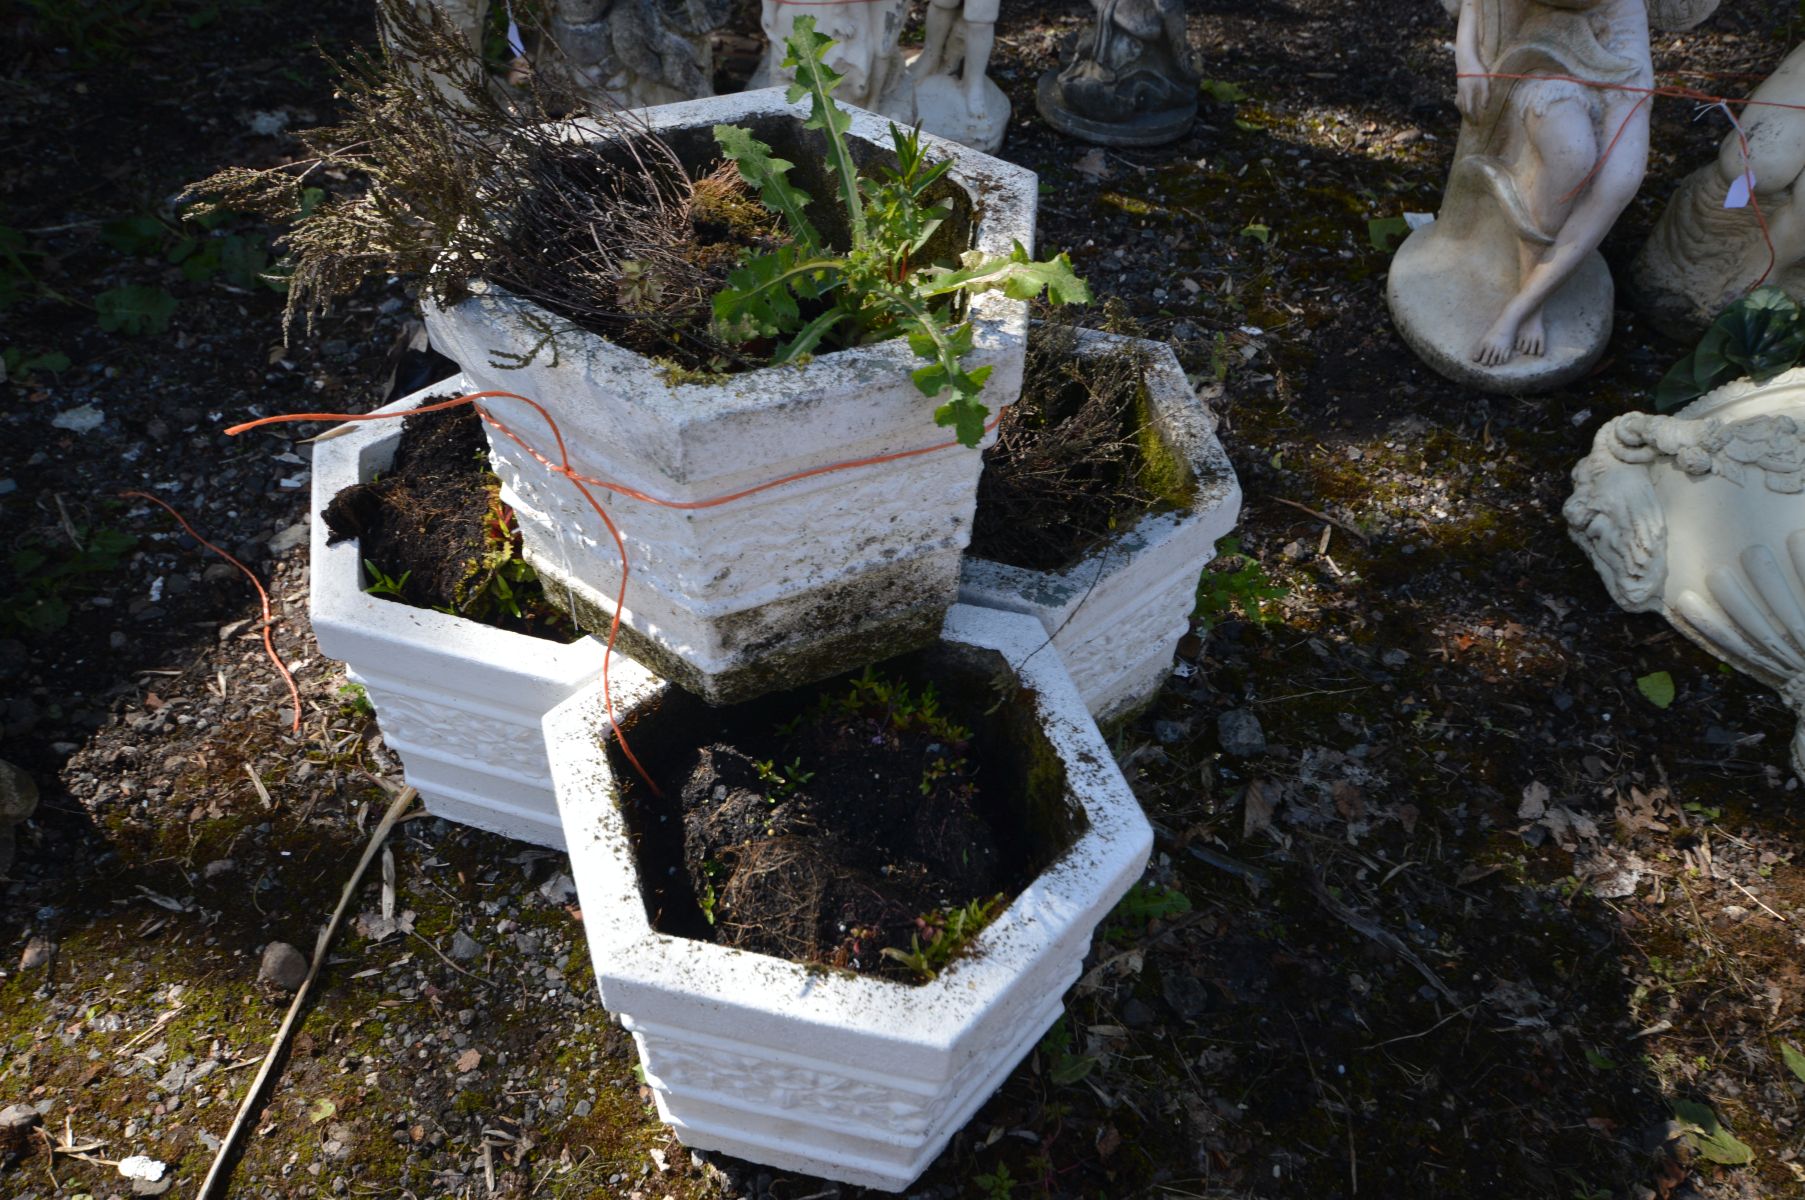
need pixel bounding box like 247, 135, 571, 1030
1566, 366, 1805, 776
424, 87, 1038, 705
958, 328, 1242, 722
309, 379, 608, 849
544, 604, 1152, 1191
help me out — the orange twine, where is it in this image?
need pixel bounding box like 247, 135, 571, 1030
120, 489, 303, 735
228, 391, 999, 796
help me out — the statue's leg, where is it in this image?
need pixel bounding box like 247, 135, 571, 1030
1510, 94, 1596, 358
1475, 91, 1642, 366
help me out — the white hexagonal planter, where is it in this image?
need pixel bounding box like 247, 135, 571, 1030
959, 329, 1242, 722
424, 87, 1039, 704
309, 378, 608, 849
544, 604, 1151, 1191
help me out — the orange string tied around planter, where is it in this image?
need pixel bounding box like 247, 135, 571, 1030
120, 489, 303, 735
227, 388, 1000, 796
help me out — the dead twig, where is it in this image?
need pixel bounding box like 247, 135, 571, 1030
1727, 877, 1789, 923
1272, 496, 1369, 543
1305, 862, 1459, 1006
410, 929, 495, 987
196, 785, 419, 1200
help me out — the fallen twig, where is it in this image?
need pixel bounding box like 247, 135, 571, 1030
1728, 877, 1789, 923
1305, 863, 1459, 1006
196, 785, 418, 1200
1272, 496, 1370, 543
1188, 843, 1270, 891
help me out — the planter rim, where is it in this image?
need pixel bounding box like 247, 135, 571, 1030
427, 86, 1038, 436
964, 325, 1241, 597
307, 378, 607, 684
545, 603, 1152, 1052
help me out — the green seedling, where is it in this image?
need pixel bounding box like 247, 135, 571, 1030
710, 17, 1089, 447
361, 559, 412, 599
1194, 536, 1287, 629
880, 894, 1003, 982
753, 757, 814, 801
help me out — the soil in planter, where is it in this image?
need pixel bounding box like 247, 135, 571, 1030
610, 646, 1086, 984
969, 321, 1196, 572
320, 400, 571, 640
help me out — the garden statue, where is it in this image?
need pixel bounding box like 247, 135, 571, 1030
398, 0, 727, 110
752, 1, 910, 113
1387, 0, 1720, 393
1036, 0, 1199, 147
1565, 368, 1805, 780
753, 1, 1007, 152
539, 0, 731, 110
1633, 42, 1805, 339
902, 0, 1009, 152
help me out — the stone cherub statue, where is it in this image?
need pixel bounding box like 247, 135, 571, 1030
403, 0, 728, 112
538, 0, 730, 110
1387, 0, 1720, 394
752, 1, 911, 113
1633, 42, 1805, 339
903, 0, 1008, 152
1036, 0, 1199, 147
753, 1, 1006, 152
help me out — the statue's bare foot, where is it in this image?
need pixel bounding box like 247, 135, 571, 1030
1513, 311, 1546, 358
1471, 315, 1520, 367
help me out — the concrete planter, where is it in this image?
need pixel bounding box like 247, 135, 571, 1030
425, 87, 1038, 704
959, 329, 1242, 722
543, 605, 1151, 1191
309, 379, 608, 849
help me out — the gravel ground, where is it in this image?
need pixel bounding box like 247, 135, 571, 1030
4, 2, 1805, 1198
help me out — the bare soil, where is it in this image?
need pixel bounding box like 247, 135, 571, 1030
2, 2, 1803, 1199
617, 664, 1020, 982
321, 401, 569, 639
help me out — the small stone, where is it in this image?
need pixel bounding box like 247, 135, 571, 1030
1217, 709, 1267, 757
573, 1099, 592, 1118
0, 1103, 40, 1131
1120, 998, 1157, 1028
50, 403, 104, 433
1153, 720, 1188, 745
538, 873, 577, 905
448, 932, 483, 962
258, 942, 309, 991
18, 936, 51, 971
266, 523, 308, 555
1380, 648, 1409, 668
203, 859, 237, 879
0, 760, 38, 820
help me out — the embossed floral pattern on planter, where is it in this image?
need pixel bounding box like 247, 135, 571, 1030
309, 379, 607, 848
1566, 366, 1805, 776
959, 327, 1241, 721
425, 87, 1038, 705
543, 605, 1151, 1191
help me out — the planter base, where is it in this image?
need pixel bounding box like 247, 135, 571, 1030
526, 544, 956, 705
639, 990, 1064, 1191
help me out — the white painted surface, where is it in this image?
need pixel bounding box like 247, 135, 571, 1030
545, 605, 1152, 1190
425, 88, 1039, 702
959, 329, 1242, 721
1566, 367, 1805, 776
309, 379, 608, 848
